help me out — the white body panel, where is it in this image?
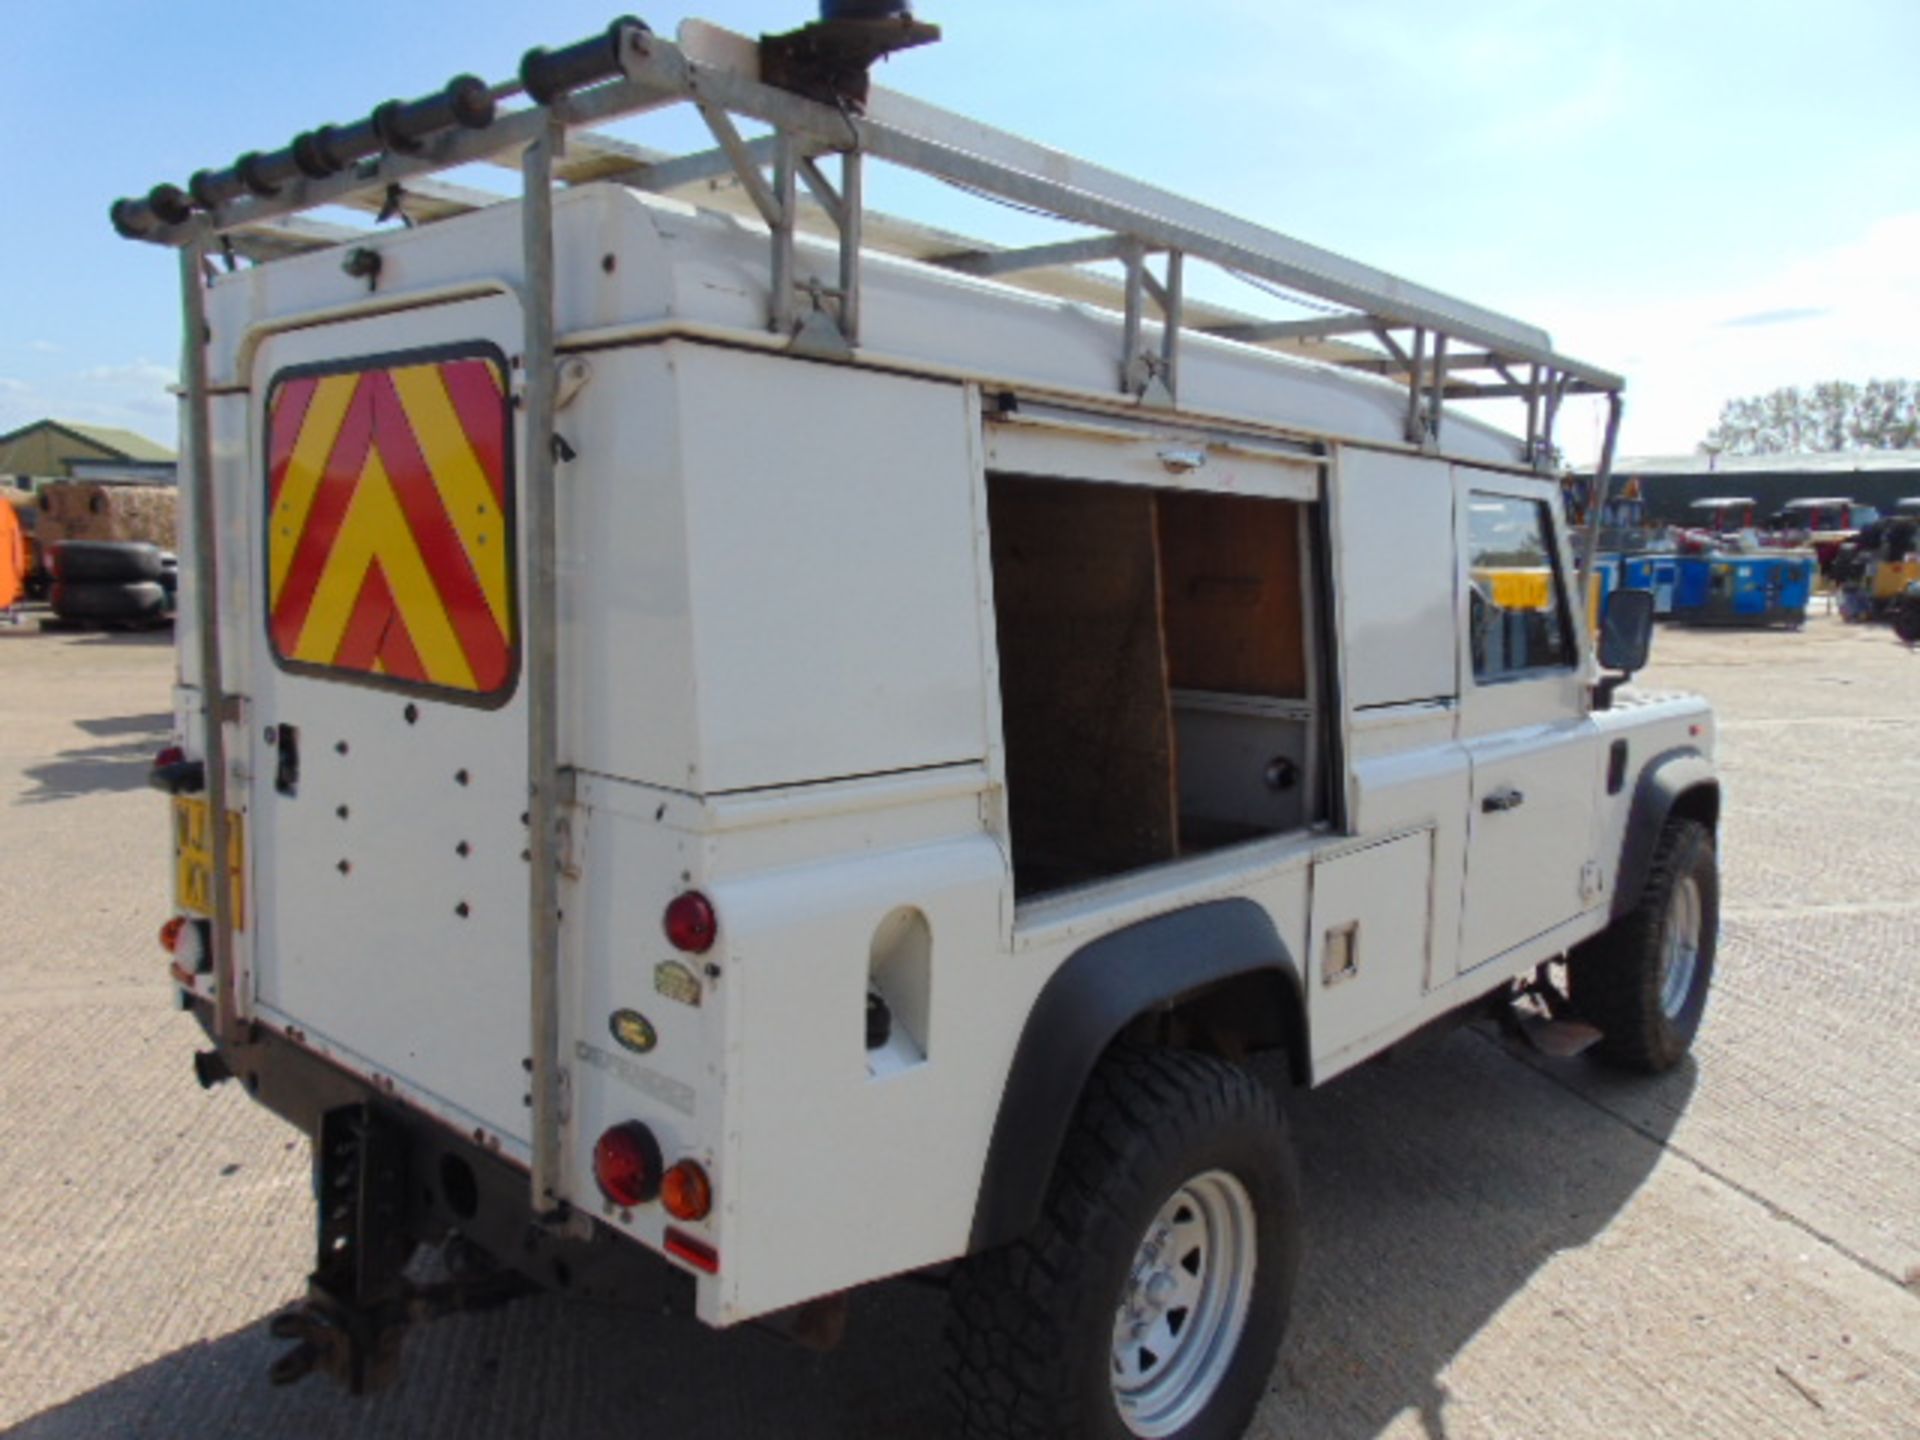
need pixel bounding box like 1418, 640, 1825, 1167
1333, 449, 1460, 710
170, 175, 1716, 1330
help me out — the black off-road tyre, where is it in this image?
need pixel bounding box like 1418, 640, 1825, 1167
945, 1048, 1301, 1440
50, 540, 165, 584
1570, 818, 1718, 1073
50, 580, 169, 622
1893, 594, 1920, 645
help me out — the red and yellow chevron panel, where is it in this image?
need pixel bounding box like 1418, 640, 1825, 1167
265, 348, 515, 699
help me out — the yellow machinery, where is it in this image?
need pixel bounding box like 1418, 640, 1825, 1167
1870, 559, 1920, 602
1472, 566, 1555, 612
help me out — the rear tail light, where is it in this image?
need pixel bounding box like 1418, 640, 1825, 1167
149, 746, 205, 795
661, 1160, 713, 1222
662, 891, 717, 954
664, 1228, 719, 1274
167, 918, 211, 979
592, 1122, 663, 1208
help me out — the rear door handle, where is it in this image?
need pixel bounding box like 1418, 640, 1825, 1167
1482, 787, 1525, 814
274, 722, 300, 798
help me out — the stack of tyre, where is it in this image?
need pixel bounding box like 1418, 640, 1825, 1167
49, 541, 176, 626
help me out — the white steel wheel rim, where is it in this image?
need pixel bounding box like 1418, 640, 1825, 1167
1659, 874, 1702, 1019
1111, 1169, 1258, 1438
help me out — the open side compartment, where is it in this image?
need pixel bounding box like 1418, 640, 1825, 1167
987, 474, 1325, 900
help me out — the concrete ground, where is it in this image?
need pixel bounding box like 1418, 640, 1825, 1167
1, 608, 1915, 1439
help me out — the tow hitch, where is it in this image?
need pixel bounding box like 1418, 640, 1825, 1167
268, 1105, 530, 1393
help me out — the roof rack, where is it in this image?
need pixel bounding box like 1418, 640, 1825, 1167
112, 13, 1624, 465
113, 9, 1626, 1224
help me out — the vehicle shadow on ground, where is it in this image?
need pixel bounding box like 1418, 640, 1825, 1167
10, 1030, 1691, 1440
18, 712, 172, 804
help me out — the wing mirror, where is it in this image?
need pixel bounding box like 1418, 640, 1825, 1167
1594, 587, 1655, 709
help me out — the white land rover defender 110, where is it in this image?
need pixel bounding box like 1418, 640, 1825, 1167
121, 9, 1719, 1437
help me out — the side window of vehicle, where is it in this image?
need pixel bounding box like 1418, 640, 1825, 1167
1466, 494, 1574, 682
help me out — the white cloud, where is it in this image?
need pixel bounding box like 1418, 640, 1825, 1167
27, 340, 60, 355
81, 360, 177, 390
0, 358, 179, 446
1550, 213, 1920, 464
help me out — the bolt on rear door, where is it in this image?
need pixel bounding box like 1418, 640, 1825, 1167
245, 294, 534, 1152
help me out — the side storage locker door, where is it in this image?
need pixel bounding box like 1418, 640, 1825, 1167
1307, 830, 1436, 1068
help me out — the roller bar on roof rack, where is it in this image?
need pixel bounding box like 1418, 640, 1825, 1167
111, 8, 1625, 487
110, 27, 1619, 380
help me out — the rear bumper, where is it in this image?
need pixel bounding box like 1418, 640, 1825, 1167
189, 998, 688, 1310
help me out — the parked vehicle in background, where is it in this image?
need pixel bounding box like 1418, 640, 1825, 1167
1766, 497, 1876, 574
1832, 511, 1920, 624
117, 11, 1722, 1437
1681, 496, 1756, 546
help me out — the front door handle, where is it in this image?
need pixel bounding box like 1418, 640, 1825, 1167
1482, 787, 1525, 814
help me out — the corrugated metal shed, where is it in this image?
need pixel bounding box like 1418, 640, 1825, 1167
1592, 450, 1920, 522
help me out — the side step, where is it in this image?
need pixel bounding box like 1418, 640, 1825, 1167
1499, 966, 1604, 1059
1504, 1005, 1604, 1059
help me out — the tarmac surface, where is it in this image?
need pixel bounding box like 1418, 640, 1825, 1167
1, 608, 1916, 1439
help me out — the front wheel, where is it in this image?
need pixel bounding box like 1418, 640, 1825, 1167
1570, 818, 1719, 1072
946, 1048, 1301, 1440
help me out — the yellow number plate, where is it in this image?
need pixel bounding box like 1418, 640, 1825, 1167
174, 796, 245, 931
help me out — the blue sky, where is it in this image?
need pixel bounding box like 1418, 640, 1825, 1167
3, 0, 1916, 462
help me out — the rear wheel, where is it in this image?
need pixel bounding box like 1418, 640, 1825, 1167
1570, 818, 1718, 1072
946, 1048, 1300, 1440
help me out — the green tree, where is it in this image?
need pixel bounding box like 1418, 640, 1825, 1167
1702, 380, 1920, 455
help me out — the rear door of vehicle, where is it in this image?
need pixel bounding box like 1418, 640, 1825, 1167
244, 295, 532, 1150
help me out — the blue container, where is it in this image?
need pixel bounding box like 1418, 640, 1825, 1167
1671, 553, 1814, 628
1621, 554, 1680, 616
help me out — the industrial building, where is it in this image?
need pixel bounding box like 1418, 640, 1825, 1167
0, 419, 175, 489
1601, 450, 1920, 524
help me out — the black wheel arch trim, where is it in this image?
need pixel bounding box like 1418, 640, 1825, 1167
1612, 746, 1719, 919
967, 897, 1306, 1254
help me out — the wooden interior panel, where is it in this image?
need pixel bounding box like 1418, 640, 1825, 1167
987, 477, 1177, 889
1158, 492, 1307, 698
